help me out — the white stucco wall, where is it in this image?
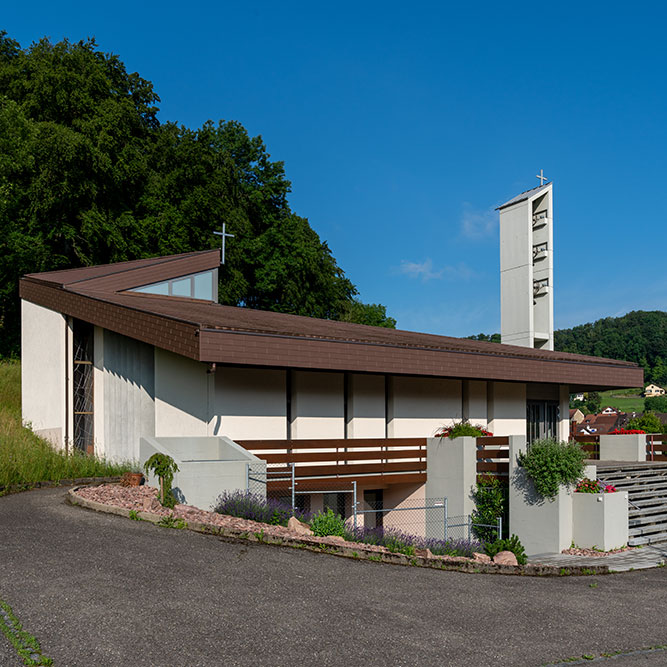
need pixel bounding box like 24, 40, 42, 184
488, 381, 526, 436
347, 373, 385, 438
102, 330, 155, 462
464, 380, 488, 427
388, 377, 462, 437
212, 367, 287, 440
154, 348, 209, 437
559, 384, 570, 441
291, 370, 344, 439
21, 300, 66, 447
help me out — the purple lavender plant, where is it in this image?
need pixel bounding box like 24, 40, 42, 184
214, 491, 310, 526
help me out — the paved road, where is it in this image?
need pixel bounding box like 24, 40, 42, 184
1, 489, 666, 667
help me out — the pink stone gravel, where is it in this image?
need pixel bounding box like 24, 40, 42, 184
561, 545, 638, 557
73, 484, 491, 564
74, 484, 394, 553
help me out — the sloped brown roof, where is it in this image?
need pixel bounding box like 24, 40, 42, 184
19, 250, 644, 389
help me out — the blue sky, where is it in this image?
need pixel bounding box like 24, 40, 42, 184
5, 2, 667, 336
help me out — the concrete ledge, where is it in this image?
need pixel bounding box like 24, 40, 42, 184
68, 488, 611, 577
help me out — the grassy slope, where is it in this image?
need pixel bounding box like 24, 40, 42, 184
598, 389, 645, 413
0, 360, 133, 489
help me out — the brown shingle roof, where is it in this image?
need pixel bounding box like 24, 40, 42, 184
19, 251, 644, 389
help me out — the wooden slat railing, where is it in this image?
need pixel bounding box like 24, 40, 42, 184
573, 434, 600, 460
646, 434, 667, 462
236, 437, 427, 487
476, 435, 509, 477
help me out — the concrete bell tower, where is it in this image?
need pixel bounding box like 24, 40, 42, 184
497, 176, 554, 350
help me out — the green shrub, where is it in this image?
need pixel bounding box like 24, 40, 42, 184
309, 508, 348, 537
471, 476, 507, 541
436, 419, 492, 438
518, 438, 586, 500
143, 453, 179, 508
628, 411, 663, 434
484, 534, 527, 565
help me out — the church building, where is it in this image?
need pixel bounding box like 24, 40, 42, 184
19, 181, 643, 509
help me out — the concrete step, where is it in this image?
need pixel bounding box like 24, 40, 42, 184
629, 503, 667, 517
629, 521, 667, 537
627, 488, 667, 501
628, 530, 667, 546
603, 480, 667, 494
629, 496, 667, 512
597, 471, 667, 484
630, 511, 667, 527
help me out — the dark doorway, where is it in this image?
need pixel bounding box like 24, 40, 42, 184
363, 489, 384, 529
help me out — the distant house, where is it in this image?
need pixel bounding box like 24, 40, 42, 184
572, 393, 585, 402
574, 411, 626, 436
601, 406, 619, 415
644, 384, 665, 397
569, 408, 585, 424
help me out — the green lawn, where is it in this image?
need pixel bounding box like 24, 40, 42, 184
598, 389, 645, 413
0, 360, 133, 490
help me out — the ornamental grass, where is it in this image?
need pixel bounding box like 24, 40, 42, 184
0, 360, 133, 490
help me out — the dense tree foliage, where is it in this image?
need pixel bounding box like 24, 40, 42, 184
555, 311, 667, 387
569, 392, 601, 415
466, 333, 501, 343
0, 33, 394, 357
469, 312, 667, 388
645, 396, 667, 413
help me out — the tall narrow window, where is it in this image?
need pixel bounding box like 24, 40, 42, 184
73, 320, 94, 454
526, 400, 559, 444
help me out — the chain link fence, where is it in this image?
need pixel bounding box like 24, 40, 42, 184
244, 464, 503, 544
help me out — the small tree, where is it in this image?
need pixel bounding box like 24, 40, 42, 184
143, 453, 179, 508
628, 412, 664, 434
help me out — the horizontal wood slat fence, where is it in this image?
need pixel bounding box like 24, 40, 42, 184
236, 438, 427, 488
573, 434, 667, 462
476, 436, 509, 478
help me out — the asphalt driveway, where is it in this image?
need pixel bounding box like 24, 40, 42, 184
0, 488, 666, 666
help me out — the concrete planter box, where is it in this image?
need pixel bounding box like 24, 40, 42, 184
140, 436, 266, 511
572, 491, 628, 551
509, 467, 573, 555
599, 434, 645, 462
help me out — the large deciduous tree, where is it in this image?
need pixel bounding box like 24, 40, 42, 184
0, 32, 394, 357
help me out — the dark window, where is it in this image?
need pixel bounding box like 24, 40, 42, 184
73, 320, 94, 454
527, 400, 559, 444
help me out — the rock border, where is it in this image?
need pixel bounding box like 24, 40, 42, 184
67, 487, 610, 577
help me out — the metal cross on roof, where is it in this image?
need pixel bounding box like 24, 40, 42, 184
213, 222, 234, 265
536, 169, 548, 186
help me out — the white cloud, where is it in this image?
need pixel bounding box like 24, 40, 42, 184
398, 258, 443, 281
460, 203, 497, 239
397, 259, 477, 282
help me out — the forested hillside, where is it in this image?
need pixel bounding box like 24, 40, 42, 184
555, 311, 667, 387
0, 33, 394, 358
469, 311, 667, 387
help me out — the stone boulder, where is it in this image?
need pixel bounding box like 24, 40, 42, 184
287, 516, 313, 535
472, 552, 492, 564
415, 548, 434, 559
493, 550, 518, 566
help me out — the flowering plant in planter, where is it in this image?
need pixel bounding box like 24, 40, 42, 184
435, 420, 493, 439
609, 428, 645, 435
575, 478, 617, 493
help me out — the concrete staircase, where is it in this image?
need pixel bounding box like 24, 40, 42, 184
597, 463, 667, 546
